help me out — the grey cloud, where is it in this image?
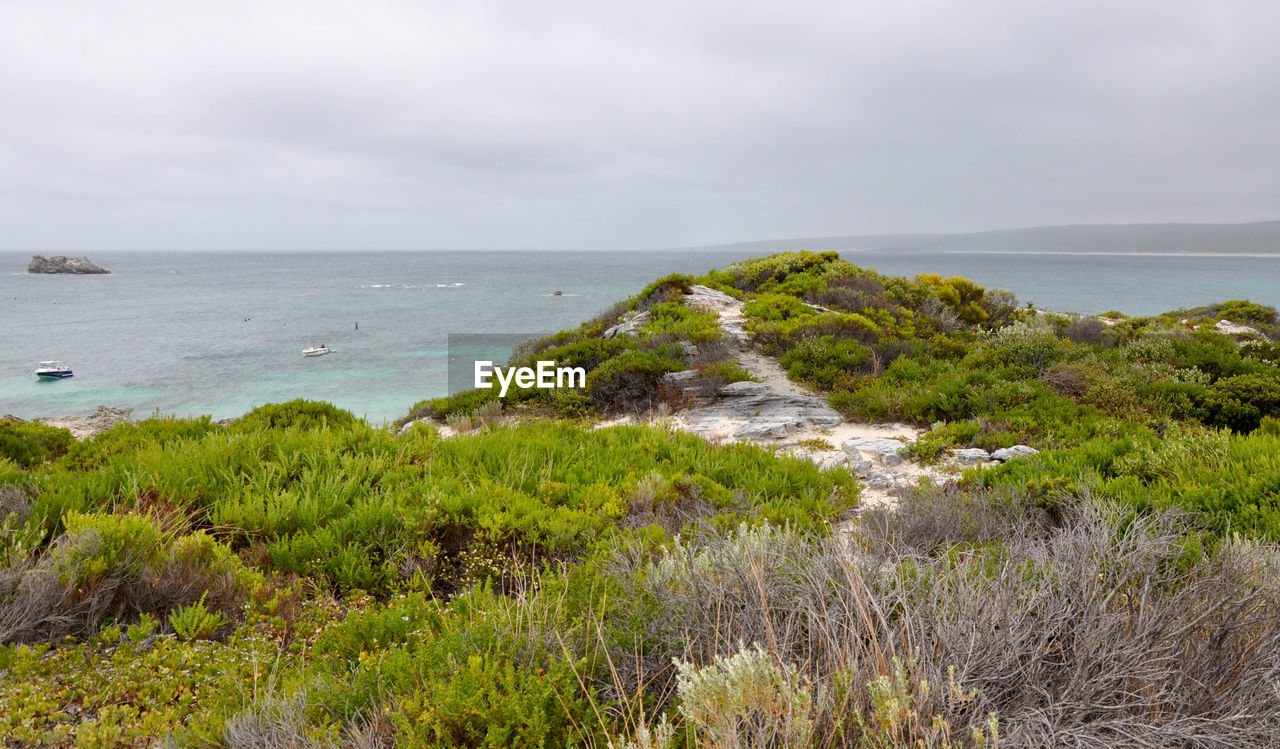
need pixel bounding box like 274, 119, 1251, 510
2, 0, 1278, 249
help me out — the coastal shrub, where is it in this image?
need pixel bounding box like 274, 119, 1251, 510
779, 335, 873, 389
743, 292, 814, 322
1202, 371, 1280, 432
673, 643, 815, 749
0, 420, 74, 468
1, 524, 255, 645
693, 360, 758, 386
402, 388, 501, 426
807, 275, 891, 313
1063, 315, 1111, 346
634, 273, 694, 311
722, 251, 844, 293
0, 619, 290, 746
1242, 340, 1280, 365
607, 493, 1280, 746
512, 335, 633, 371
58, 415, 216, 471
168, 592, 227, 640
1211, 299, 1278, 329
642, 302, 722, 343
234, 399, 359, 432
917, 273, 988, 324
587, 350, 684, 412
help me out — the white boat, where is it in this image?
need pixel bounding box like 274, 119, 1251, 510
301, 344, 330, 357
35, 360, 74, 379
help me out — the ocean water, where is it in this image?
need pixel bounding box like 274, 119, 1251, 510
2, 249, 1278, 424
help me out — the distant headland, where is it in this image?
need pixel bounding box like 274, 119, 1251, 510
27, 255, 111, 274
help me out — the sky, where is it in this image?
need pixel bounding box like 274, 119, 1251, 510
2, 0, 1278, 250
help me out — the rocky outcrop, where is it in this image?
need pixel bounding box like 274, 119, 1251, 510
685, 285, 750, 344
28, 255, 110, 274
991, 445, 1039, 461
37, 406, 131, 440
676, 380, 844, 441
951, 447, 992, 465
842, 437, 910, 467
602, 311, 650, 339
1214, 319, 1268, 341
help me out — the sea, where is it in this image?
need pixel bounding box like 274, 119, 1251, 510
3, 249, 1278, 425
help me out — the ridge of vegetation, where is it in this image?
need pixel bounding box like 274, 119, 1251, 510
3, 251, 1280, 747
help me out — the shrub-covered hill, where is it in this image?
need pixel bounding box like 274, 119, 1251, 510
2, 252, 1280, 747
418, 250, 1280, 538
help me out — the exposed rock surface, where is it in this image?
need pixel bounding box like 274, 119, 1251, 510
992, 445, 1039, 461
684, 285, 749, 344
676, 380, 843, 441
37, 406, 131, 440
951, 447, 992, 465
28, 255, 111, 274
602, 311, 650, 339
1214, 319, 1268, 341
842, 437, 911, 467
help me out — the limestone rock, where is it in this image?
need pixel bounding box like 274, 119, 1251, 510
679, 380, 843, 441
28, 255, 110, 274
841, 437, 910, 467
848, 455, 873, 477
36, 405, 130, 440
662, 370, 700, 387
818, 454, 848, 472
1214, 319, 1267, 340
951, 448, 991, 465
991, 445, 1039, 462
866, 471, 912, 490
602, 311, 650, 339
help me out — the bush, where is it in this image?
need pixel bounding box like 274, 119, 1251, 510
1203, 372, 1280, 432
918, 274, 988, 324
235, 400, 359, 432
674, 643, 815, 748
587, 351, 684, 413
779, 336, 873, 389
169, 592, 227, 640
0, 420, 74, 468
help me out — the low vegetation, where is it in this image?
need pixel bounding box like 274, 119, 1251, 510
4, 251, 1280, 746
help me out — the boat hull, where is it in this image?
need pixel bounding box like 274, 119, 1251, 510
36, 370, 74, 379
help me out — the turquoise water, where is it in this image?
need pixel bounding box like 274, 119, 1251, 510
2, 249, 1277, 423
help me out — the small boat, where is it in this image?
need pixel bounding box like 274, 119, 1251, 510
301, 344, 330, 357
35, 360, 74, 379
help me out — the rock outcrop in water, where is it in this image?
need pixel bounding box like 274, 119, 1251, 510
27, 255, 111, 274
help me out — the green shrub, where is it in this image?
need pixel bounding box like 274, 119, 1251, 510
674, 643, 815, 748
0, 420, 74, 468
694, 360, 758, 385
587, 350, 684, 412
59, 415, 216, 471
234, 399, 359, 432
403, 388, 502, 426
1203, 372, 1280, 432
643, 302, 722, 343
779, 336, 873, 389
169, 592, 227, 640
634, 273, 695, 309
918, 273, 988, 324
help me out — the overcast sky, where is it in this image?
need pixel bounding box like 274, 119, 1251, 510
2, 1, 1278, 250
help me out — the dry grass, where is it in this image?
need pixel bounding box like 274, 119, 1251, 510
597, 487, 1280, 747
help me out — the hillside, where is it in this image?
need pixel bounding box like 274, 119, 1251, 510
704, 220, 1280, 253
4, 252, 1280, 747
